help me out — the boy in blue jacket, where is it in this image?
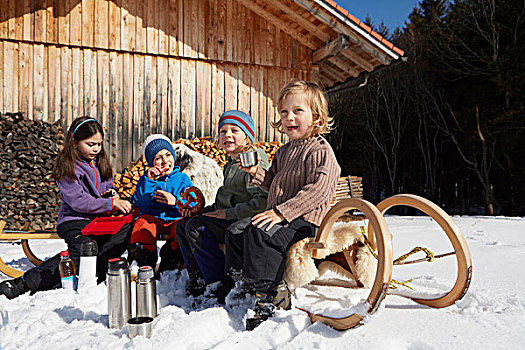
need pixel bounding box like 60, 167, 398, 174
128, 134, 193, 271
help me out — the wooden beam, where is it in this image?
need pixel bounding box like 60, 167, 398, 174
340, 47, 375, 72
327, 56, 359, 77
313, 34, 349, 63
320, 62, 342, 83
260, 0, 329, 42
236, 0, 317, 50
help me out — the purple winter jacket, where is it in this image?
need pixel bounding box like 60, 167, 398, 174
56, 157, 115, 225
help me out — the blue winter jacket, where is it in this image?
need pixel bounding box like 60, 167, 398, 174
131, 167, 193, 222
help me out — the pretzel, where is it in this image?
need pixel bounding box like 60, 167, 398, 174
176, 186, 205, 215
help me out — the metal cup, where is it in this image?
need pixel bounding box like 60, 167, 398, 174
239, 150, 258, 167
127, 316, 153, 339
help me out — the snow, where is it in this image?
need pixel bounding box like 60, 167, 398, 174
1, 216, 524, 349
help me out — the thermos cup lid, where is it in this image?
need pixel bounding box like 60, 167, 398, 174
80, 240, 98, 256
137, 266, 154, 279
107, 257, 128, 271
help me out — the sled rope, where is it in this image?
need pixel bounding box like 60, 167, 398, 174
390, 279, 414, 290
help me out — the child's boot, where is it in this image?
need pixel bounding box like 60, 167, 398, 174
157, 239, 185, 275
210, 275, 236, 304
0, 277, 29, 300
127, 243, 158, 269
187, 269, 206, 297
245, 281, 292, 331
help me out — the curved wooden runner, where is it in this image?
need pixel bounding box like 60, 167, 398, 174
374, 194, 473, 308
300, 198, 393, 330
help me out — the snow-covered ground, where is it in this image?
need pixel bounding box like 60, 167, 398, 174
1, 216, 524, 349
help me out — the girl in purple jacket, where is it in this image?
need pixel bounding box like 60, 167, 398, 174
0, 117, 132, 299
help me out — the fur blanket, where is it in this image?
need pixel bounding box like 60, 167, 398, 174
285, 222, 377, 290
172, 143, 224, 206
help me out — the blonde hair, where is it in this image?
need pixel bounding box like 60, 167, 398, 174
272, 80, 333, 137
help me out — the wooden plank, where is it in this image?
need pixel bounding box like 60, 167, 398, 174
58, 0, 70, 45
238, 64, 250, 115
70, 47, 82, 120
135, 0, 147, 53
96, 50, 109, 132
108, 51, 121, 168
266, 22, 275, 67
231, 0, 238, 62
47, 45, 60, 122
260, 67, 268, 141
210, 62, 224, 138
0, 1, 8, 39
196, 60, 212, 137
143, 55, 153, 135
14, 0, 24, 41
60, 46, 71, 125
182, 0, 195, 58
197, 0, 205, 59
29, 45, 45, 120
250, 65, 260, 137
147, 0, 159, 54
95, 0, 108, 49
177, 0, 184, 56
46, 0, 58, 43
83, 47, 92, 117
206, 0, 216, 61
122, 53, 133, 169
7, 0, 15, 40
108, 0, 121, 50
120, 0, 136, 51
167, 57, 181, 140
132, 53, 144, 160
224, 63, 238, 111
2, 42, 14, 112
149, 56, 158, 133
245, 6, 253, 64
157, 56, 168, 134
0, 41, 3, 113
168, 0, 179, 56
69, 0, 81, 45
22, 0, 32, 41
216, 0, 225, 61
225, 0, 232, 62
42, 44, 49, 121
180, 59, 196, 138
18, 43, 29, 117
158, 0, 168, 55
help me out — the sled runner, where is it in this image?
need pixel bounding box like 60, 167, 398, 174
289, 194, 473, 330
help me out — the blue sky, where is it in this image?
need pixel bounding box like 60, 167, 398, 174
335, 0, 420, 31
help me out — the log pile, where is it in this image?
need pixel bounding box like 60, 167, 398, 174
114, 137, 283, 199
0, 113, 64, 230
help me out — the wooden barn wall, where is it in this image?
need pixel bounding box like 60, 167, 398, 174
0, 0, 311, 171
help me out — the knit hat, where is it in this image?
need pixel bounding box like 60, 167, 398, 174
142, 134, 176, 167
218, 110, 255, 143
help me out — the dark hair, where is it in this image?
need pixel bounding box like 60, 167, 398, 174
53, 116, 113, 182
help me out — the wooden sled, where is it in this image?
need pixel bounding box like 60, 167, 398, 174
297, 195, 472, 330
0, 220, 60, 278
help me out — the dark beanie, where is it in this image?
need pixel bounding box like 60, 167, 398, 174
142, 134, 176, 167
218, 110, 255, 143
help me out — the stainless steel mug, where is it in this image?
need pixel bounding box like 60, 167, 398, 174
127, 316, 153, 338
136, 266, 158, 318
239, 150, 258, 167
107, 257, 131, 329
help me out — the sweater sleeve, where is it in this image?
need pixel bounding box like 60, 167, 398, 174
275, 148, 340, 222
57, 176, 113, 214
131, 175, 159, 212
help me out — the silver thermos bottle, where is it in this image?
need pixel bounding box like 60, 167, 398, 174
136, 266, 158, 318
78, 240, 98, 290
107, 257, 131, 329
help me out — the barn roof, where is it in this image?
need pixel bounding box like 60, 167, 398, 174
246, 0, 405, 87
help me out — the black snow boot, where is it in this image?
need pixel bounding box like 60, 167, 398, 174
157, 241, 185, 276
127, 243, 158, 269
246, 282, 292, 331
0, 277, 29, 300
210, 275, 236, 304
187, 269, 206, 297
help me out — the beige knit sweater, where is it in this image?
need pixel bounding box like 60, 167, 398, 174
251, 135, 341, 226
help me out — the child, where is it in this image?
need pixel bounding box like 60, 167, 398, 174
0, 117, 133, 299
175, 110, 269, 299
225, 80, 341, 329
127, 134, 194, 271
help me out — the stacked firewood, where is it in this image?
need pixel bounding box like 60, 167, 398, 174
0, 113, 63, 230
114, 137, 283, 199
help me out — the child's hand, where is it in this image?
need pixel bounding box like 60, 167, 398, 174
251, 209, 284, 231
202, 209, 226, 219
113, 198, 132, 214
147, 165, 170, 180
237, 160, 259, 176
154, 190, 176, 206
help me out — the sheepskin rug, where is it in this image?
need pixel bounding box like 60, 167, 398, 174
172, 143, 224, 206
285, 222, 377, 290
